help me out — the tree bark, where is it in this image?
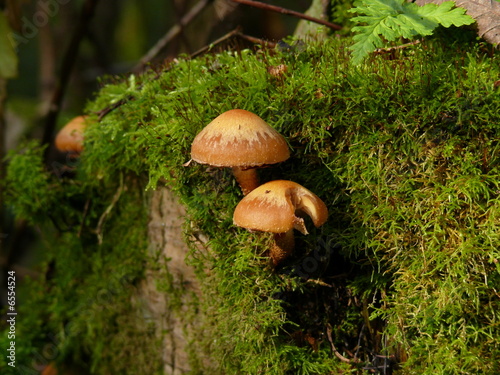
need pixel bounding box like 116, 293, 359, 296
136, 187, 205, 374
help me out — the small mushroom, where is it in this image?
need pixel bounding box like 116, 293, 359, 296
55, 115, 87, 155
190, 109, 290, 195
233, 180, 328, 266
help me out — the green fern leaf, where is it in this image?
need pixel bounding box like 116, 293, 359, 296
349, 0, 475, 65
413, 1, 475, 28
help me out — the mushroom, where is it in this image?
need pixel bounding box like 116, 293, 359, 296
55, 115, 87, 155
190, 109, 290, 195
233, 180, 328, 266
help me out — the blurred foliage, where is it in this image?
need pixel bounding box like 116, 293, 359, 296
0, 11, 18, 79
4, 141, 58, 222
2, 26, 500, 374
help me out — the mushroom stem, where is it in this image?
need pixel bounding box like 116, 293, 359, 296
270, 229, 295, 266
231, 167, 260, 195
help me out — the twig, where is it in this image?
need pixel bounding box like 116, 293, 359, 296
42, 0, 100, 159
374, 39, 421, 54
97, 96, 132, 121
230, 0, 342, 31
326, 324, 358, 364
237, 32, 276, 48
95, 174, 124, 245
133, 0, 212, 73
191, 27, 277, 57
190, 27, 242, 58
306, 278, 332, 287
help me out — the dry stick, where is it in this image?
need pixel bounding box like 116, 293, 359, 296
132, 0, 212, 73
190, 27, 275, 57
190, 27, 242, 58
237, 32, 276, 48
230, 0, 342, 31
326, 324, 355, 364
374, 39, 421, 54
41, 0, 100, 158
327, 323, 363, 364
97, 96, 131, 121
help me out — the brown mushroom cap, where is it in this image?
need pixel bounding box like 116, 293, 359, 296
190, 109, 290, 168
233, 180, 328, 234
55, 115, 87, 153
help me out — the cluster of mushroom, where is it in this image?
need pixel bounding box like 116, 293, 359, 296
190, 109, 328, 266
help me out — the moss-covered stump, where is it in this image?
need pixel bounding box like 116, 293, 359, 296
3, 33, 500, 374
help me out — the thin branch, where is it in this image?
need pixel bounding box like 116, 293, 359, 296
326, 324, 353, 363
326, 324, 361, 364
190, 27, 276, 57
95, 174, 124, 245
133, 0, 212, 73
190, 27, 242, 58
237, 32, 276, 48
97, 96, 132, 121
42, 0, 100, 159
230, 0, 342, 31
374, 39, 421, 54
326, 324, 351, 363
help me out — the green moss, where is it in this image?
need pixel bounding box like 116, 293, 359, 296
5, 141, 60, 223
3, 33, 500, 374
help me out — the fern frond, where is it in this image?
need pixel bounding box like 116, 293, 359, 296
349, 0, 475, 65
413, 1, 475, 28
